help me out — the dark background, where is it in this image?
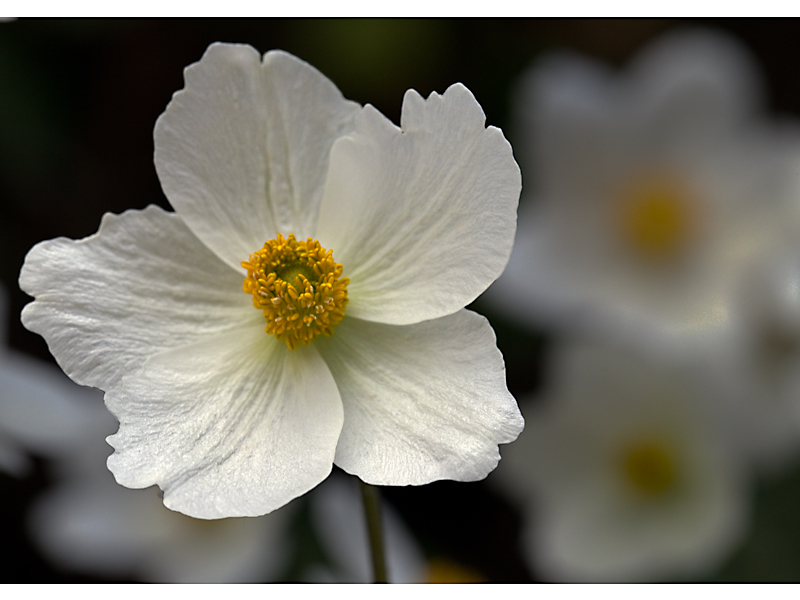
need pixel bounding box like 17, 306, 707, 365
4, 18, 800, 582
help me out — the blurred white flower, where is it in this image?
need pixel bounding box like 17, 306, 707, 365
29, 403, 292, 583
487, 29, 800, 361
19, 43, 523, 519
497, 342, 749, 582
0, 285, 99, 476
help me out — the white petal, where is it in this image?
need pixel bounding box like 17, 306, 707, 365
259, 50, 361, 238
517, 30, 762, 200
628, 28, 763, 152
106, 325, 343, 519
317, 310, 523, 485
19, 205, 254, 391
316, 84, 520, 325
513, 50, 622, 198
154, 44, 360, 270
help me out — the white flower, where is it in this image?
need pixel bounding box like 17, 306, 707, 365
29, 402, 291, 583
18, 44, 523, 519
487, 29, 800, 360
497, 341, 748, 582
0, 285, 100, 476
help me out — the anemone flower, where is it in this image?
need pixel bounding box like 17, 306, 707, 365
487, 29, 800, 363
497, 341, 748, 582
19, 44, 523, 519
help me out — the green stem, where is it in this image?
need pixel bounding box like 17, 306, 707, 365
359, 479, 388, 583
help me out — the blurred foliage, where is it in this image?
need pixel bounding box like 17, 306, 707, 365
712, 463, 800, 582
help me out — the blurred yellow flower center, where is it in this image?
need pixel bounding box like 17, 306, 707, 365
617, 173, 697, 261
621, 439, 677, 498
242, 234, 349, 350
423, 558, 486, 583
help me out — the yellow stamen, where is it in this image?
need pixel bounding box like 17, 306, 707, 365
242, 233, 349, 350
616, 173, 698, 261
620, 438, 677, 498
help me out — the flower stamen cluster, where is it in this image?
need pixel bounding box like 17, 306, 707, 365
242, 233, 349, 349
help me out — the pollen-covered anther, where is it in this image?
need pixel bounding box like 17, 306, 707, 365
242, 233, 349, 349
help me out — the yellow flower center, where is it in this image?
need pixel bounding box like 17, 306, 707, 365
620, 438, 677, 498
242, 233, 349, 350
616, 173, 699, 261
423, 558, 486, 583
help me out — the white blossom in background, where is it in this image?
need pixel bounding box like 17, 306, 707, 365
29, 401, 292, 583
19, 43, 523, 519
486, 29, 800, 363
0, 285, 99, 476
496, 341, 749, 582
